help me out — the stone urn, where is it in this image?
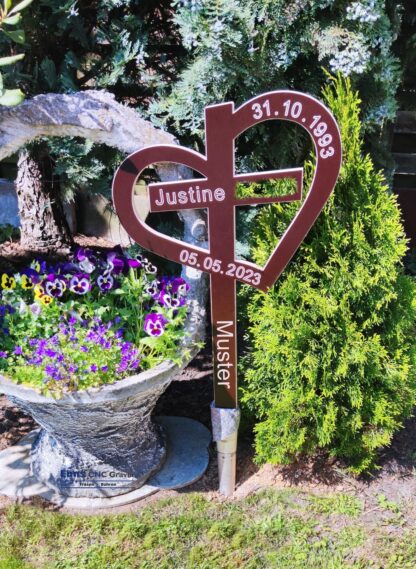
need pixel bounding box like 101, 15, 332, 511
0, 263, 207, 499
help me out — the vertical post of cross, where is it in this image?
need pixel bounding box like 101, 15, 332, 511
205, 102, 240, 495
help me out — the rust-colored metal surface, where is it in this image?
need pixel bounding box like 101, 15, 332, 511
112, 91, 342, 408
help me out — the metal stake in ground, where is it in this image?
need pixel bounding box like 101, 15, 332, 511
112, 90, 342, 496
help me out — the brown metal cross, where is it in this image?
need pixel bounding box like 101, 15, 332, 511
113, 91, 341, 409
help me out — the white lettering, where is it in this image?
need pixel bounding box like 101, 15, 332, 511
214, 188, 225, 201
166, 192, 177, 205
217, 321, 233, 337
178, 191, 187, 204
155, 187, 165, 206
153, 186, 227, 207
215, 321, 234, 391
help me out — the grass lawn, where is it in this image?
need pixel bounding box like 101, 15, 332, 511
0, 488, 415, 568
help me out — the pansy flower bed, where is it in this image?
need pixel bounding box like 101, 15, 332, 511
0, 247, 190, 397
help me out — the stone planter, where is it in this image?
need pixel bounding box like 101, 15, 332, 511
0, 261, 207, 499
0, 91, 211, 500
0, 362, 177, 498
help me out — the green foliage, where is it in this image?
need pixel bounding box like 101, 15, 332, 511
0, 1, 181, 198
17, 1, 168, 97
152, 0, 402, 170
0, 0, 32, 106
0, 222, 18, 243
308, 493, 363, 516
236, 178, 297, 200
240, 75, 416, 474
46, 137, 124, 202
235, 178, 298, 260
377, 493, 401, 514
1, 2, 403, 201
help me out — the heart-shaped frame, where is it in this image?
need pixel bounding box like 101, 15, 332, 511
112, 91, 342, 292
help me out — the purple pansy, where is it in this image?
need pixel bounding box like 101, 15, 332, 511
69, 274, 91, 295
97, 273, 114, 291
44, 348, 57, 358
127, 257, 140, 269
145, 280, 160, 299
0, 245, 190, 396
143, 261, 157, 275
30, 303, 42, 316
144, 313, 168, 337
45, 275, 67, 298
78, 259, 95, 274
171, 277, 190, 297
175, 294, 187, 307
61, 261, 78, 273
74, 247, 96, 273
21, 268, 40, 289
31, 259, 47, 274
22, 268, 41, 281
106, 251, 126, 275
74, 247, 89, 262
158, 291, 180, 309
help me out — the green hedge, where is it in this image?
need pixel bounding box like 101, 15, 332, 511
241, 75, 416, 474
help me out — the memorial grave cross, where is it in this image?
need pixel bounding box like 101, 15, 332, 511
112, 90, 342, 494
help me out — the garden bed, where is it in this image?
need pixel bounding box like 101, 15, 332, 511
2, 343, 416, 520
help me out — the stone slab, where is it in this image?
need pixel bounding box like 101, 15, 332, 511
152, 416, 211, 489
0, 416, 211, 510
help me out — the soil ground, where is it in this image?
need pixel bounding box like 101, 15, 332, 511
0, 234, 119, 272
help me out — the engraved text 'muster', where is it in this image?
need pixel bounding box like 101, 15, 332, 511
215, 320, 234, 388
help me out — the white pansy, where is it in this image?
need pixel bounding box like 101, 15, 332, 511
78, 259, 95, 274
30, 303, 41, 317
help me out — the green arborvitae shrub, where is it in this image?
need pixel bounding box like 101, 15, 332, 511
240, 75, 416, 474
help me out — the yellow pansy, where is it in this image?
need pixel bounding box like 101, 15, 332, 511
40, 295, 53, 306
34, 284, 45, 298
1, 274, 16, 290
21, 275, 34, 290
